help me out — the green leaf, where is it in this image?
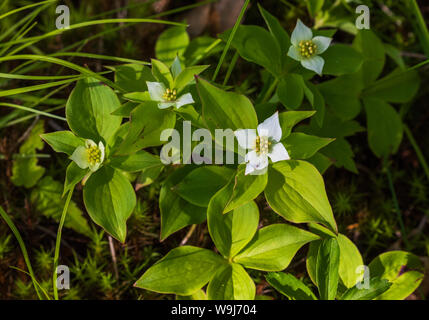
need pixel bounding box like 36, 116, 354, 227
305, 112, 365, 139
11, 121, 45, 188
322, 45, 363, 76
122, 92, 151, 104
306, 153, 332, 175
221, 165, 268, 214
368, 251, 424, 300
176, 289, 207, 300
112, 101, 141, 116
340, 277, 392, 300
208, 196, 259, 258
317, 74, 363, 120
297, 111, 361, 172
113, 64, 155, 92
222, 25, 282, 76
11, 156, 45, 188
265, 272, 317, 300
307, 0, 324, 17
258, 4, 291, 58
66, 77, 122, 144
282, 133, 333, 159
171, 56, 182, 79
305, 82, 325, 126
175, 166, 234, 207
41, 130, 84, 156
363, 68, 420, 103
279, 111, 316, 139
364, 98, 403, 158
320, 138, 358, 173
207, 263, 255, 300
173, 65, 209, 93
353, 29, 385, 85
151, 58, 173, 87
265, 160, 337, 233
64, 162, 88, 196
174, 105, 206, 128
136, 164, 163, 188
83, 166, 136, 243
109, 122, 131, 152
337, 234, 364, 288
116, 101, 176, 154
160, 166, 207, 240
306, 239, 319, 284
135, 246, 225, 295
183, 36, 223, 64
384, 43, 406, 70
234, 224, 319, 271
277, 74, 305, 110
316, 238, 340, 300
110, 150, 162, 173
31, 176, 91, 237
306, 229, 363, 290
155, 26, 190, 65
196, 77, 258, 133
308, 222, 337, 238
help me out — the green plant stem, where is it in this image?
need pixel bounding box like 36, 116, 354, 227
383, 159, 410, 250
223, 51, 239, 86
405, 0, 429, 57
52, 186, 75, 300
212, 0, 250, 82
262, 78, 279, 103
403, 124, 429, 181
0, 206, 43, 299
190, 39, 222, 66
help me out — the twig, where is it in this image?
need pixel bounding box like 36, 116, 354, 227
401, 51, 427, 59
108, 235, 119, 281
180, 224, 197, 246
47, 119, 66, 132
16, 116, 39, 146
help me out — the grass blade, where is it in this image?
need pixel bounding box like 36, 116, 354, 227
212, 0, 250, 82
0, 55, 120, 91
0, 102, 66, 121
0, 206, 43, 300
0, 0, 56, 21
0, 19, 187, 50
405, 0, 429, 57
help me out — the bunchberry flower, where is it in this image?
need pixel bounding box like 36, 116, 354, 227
235, 112, 290, 175
70, 139, 105, 172
147, 81, 194, 109
287, 19, 332, 75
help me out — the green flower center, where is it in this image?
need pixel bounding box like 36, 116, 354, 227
87, 145, 102, 165
298, 40, 317, 58
255, 136, 271, 155
163, 88, 177, 101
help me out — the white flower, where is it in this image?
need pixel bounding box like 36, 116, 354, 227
147, 81, 194, 109
287, 19, 332, 75
234, 112, 290, 175
70, 139, 105, 172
